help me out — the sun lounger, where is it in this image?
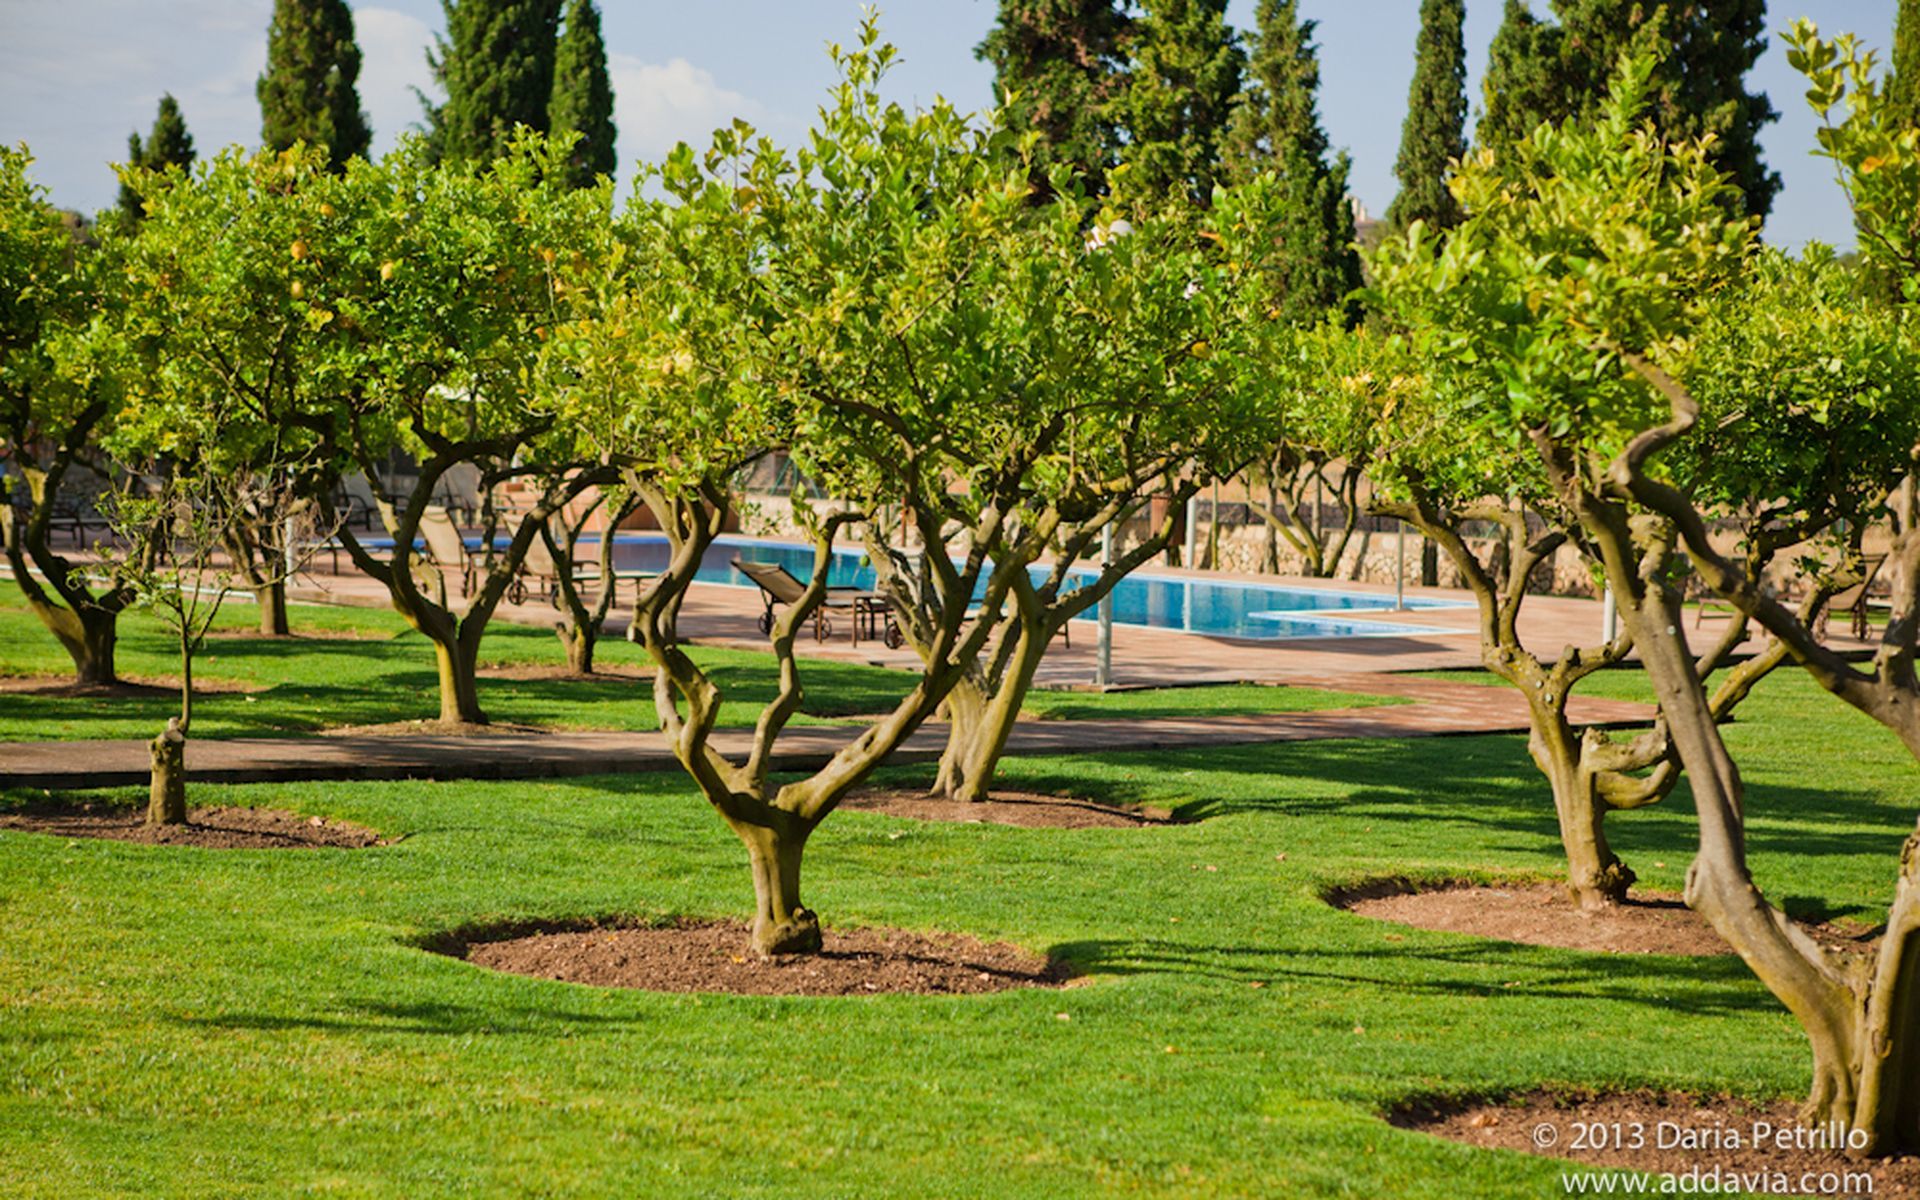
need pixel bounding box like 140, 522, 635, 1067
732, 555, 899, 646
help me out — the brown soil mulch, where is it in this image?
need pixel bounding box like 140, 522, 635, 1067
475, 662, 654, 683
0, 802, 385, 849
0, 674, 255, 697
1332, 880, 1877, 957
318, 719, 551, 738
841, 787, 1177, 829
442, 918, 1077, 995
1394, 1090, 1920, 1197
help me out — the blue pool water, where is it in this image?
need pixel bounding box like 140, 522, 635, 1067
364, 531, 1468, 640
605, 535, 1469, 642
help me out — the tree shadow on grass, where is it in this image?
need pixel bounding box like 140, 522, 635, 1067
175, 996, 658, 1038
1049, 936, 1772, 1019
998, 736, 1919, 868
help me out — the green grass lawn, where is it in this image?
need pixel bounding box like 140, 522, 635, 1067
0, 584, 1395, 741
1, 667, 1911, 1196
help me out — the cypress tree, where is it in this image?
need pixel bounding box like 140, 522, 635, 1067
257, 0, 372, 170
1220, 0, 1360, 323
1558, 0, 1778, 218
1385, 0, 1467, 233
425, 0, 563, 165
117, 95, 196, 228
1891, 0, 1919, 130
975, 0, 1131, 195
1474, 1, 1779, 218
549, 0, 617, 188
1476, 1, 1567, 160
1110, 0, 1244, 205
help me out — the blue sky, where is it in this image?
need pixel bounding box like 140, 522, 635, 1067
0, 1, 1897, 248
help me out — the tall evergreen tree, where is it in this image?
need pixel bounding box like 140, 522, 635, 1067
117, 94, 196, 229
1219, 0, 1359, 322
1473, 1, 1779, 218
1110, 0, 1243, 205
1385, 0, 1467, 233
549, 0, 617, 188
424, 0, 562, 164
976, 0, 1131, 195
257, 0, 373, 171
1890, 0, 1920, 129
1476, 0, 1566, 161
1559, 0, 1778, 218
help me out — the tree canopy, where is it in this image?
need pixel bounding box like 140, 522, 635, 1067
975, 0, 1131, 195
549, 0, 617, 188
117, 95, 196, 229
1385, 0, 1466, 233
425, 0, 562, 165
1110, 0, 1243, 205
1892, 0, 1920, 129
1474, 1, 1779, 218
257, 0, 373, 171
1219, 0, 1359, 323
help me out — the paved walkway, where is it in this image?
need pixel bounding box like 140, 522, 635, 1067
0, 673, 1653, 790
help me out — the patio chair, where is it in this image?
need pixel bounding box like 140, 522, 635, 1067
732, 556, 900, 647
416, 505, 475, 598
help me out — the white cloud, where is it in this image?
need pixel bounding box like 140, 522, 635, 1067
609, 54, 774, 163
353, 6, 438, 154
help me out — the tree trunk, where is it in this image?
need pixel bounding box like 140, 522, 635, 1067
432, 636, 487, 725
255, 579, 290, 637
560, 621, 596, 675
70, 614, 118, 687
1620, 578, 1875, 1141
933, 678, 991, 800
36, 602, 119, 686
147, 718, 186, 825
733, 815, 821, 956
1528, 709, 1635, 910
1420, 539, 1439, 588
1855, 827, 1920, 1154
931, 622, 1047, 803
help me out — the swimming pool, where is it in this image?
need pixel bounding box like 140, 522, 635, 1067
370, 531, 1468, 641
603, 534, 1470, 642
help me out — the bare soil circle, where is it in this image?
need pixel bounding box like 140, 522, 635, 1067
1393, 1090, 1920, 1197
1329, 879, 1875, 957
436, 918, 1078, 995
841, 787, 1177, 829
0, 801, 385, 849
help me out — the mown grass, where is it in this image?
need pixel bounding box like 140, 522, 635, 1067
0, 583, 1395, 741
1, 666, 1911, 1197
